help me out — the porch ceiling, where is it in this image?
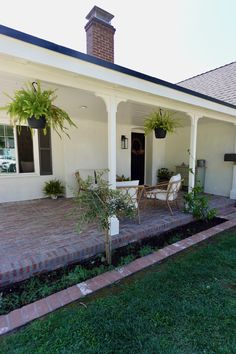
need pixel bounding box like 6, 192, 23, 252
0, 71, 191, 127
117, 101, 190, 126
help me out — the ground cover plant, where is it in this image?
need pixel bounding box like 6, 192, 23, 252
1, 228, 235, 353
0, 217, 225, 315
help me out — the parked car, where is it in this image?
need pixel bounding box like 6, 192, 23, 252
0, 157, 16, 172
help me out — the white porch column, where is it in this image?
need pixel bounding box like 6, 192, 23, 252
230, 125, 236, 199
188, 113, 201, 192
96, 93, 127, 235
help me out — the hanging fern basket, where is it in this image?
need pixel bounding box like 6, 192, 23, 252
27, 115, 46, 129
154, 127, 167, 139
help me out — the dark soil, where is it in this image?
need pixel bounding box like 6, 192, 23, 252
1, 217, 225, 296
110, 216, 226, 263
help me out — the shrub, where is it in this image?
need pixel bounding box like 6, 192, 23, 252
184, 184, 217, 221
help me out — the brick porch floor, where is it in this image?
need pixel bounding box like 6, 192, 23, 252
0, 194, 235, 287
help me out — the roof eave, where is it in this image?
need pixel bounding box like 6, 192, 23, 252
0, 24, 236, 111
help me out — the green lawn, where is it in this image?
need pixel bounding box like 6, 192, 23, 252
1, 230, 236, 354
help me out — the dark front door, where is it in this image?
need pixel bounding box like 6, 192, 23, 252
131, 132, 145, 184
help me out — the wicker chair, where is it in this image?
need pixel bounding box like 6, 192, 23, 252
145, 174, 183, 215
116, 184, 144, 224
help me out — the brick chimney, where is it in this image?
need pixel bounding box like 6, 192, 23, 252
85, 6, 115, 63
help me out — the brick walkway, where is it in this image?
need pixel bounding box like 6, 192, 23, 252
0, 195, 235, 286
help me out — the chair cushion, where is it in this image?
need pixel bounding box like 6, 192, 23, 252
167, 174, 181, 199
146, 188, 167, 201
169, 173, 181, 184
116, 180, 139, 187
146, 173, 181, 202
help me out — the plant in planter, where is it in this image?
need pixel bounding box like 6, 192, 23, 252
157, 168, 173, 183
75, 170, 136, 264
144, 109, 180, 138
43, 179, 65, 199
116, 174, 130, 182
1, 81, 77, 137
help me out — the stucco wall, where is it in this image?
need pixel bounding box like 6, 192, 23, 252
1, 115, 234, 202
65, 122, 150, 197
164, 120, 234, 197
0, 128, 65, 203
152, 136, 167, 185
64, 119, 108, 197
197, 121, 234, 196
116, 124, 132, 180
0, 116, 149, 202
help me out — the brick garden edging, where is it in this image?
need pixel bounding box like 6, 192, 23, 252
0, 219, 236, 336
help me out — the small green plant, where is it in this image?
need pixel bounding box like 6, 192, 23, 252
138, 245, 154, 257
118, 254, 136, 266
168, 234, 182, 244
144, 109, 181, 135
43, 179, 65, 199
75, 170, 136, 264
157, 168, 173, 182
1, 80, 77, 137
116, 174, 130, 182
184, 184, 217, 220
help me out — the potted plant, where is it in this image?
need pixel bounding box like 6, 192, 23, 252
43, 179, 65, 199
116, 174, 130, 182
1, 81, 77, 138
157, 168, 173, 183
144, 109, 180, 138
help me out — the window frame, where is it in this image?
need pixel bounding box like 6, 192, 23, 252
0, 123, 40, 176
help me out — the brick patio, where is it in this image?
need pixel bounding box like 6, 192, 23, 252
0, 194, 235, 287
1, 215, 236, 336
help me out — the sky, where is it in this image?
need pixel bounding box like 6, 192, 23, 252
0, 0, 236, 83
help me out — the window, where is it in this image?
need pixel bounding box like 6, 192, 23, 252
0, 125, 16, 174
0, 124, 53, 175
17, 127, 34, 173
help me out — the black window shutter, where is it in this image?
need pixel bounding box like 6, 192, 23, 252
38, 129, 52, 175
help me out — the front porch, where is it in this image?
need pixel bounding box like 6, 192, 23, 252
0, 195, 234, 287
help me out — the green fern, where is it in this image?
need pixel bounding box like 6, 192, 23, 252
1, 80, 77, 138
144, 110, 181, 135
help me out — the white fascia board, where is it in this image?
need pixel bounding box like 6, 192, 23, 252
0, 34, 236, 118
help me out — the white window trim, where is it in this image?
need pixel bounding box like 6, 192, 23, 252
0, 123, 40, 177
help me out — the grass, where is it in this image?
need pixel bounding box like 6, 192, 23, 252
1, 229, 236, 354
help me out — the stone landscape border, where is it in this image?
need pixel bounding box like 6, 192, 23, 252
0, 218, 236, 336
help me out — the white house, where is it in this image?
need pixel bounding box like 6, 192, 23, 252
1, 5, 236, 215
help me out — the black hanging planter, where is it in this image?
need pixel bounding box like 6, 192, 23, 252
27, 116, 46, 129
155, 127, 167, 139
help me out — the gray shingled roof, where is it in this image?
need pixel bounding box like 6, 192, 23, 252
178, 61, 236, 105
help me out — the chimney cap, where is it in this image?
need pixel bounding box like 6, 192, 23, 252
86, 6, 114, 24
